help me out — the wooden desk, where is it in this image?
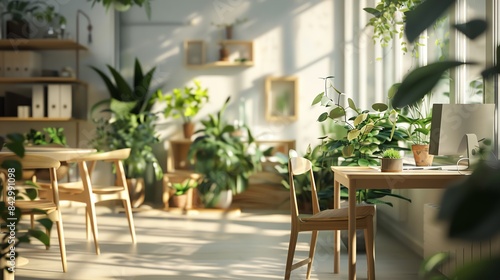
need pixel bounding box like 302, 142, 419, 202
331, 166, 469, 280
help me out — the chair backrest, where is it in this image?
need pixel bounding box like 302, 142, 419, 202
288, 156, 320, 219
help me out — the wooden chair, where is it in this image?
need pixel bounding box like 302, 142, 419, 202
284, 156, 376, 280
51, 148, 136, 255
0, 154, 68, 272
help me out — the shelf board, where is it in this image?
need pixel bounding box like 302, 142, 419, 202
0, 39, 87, 50
187, 61, 254, 68
0, 117, 82, 122
0, 77, 86, 84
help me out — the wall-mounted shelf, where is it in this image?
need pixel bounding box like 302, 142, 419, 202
0, 77, 86, 84
0, 39, 87, 51
184, 39, 254, 68
0, 117, 79, 122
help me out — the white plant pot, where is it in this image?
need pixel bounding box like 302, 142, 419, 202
215, 189, 233, 209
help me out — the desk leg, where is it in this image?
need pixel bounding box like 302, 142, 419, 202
334, 180, 340, 273
349, 187, 357, 280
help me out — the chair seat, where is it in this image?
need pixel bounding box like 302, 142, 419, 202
303, 205, 375, 221
16, 200, 57, 212
58, 182, 125, 194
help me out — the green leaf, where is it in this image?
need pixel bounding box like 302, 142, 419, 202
27, 229, 50, 246
357, 158, 370, 166
372, 103, 388, 112
1, 159, 22, 179
317, 112, 329, 122
454, 19, 488, 40
311, 92, 324, 105
329, 107, 346, 119
405, 0, 455, 43
392, 61, 467, 108
419, 252, 451, 279
363, 7, 381, 17
348, 98, 356, 110
388, 83, 401, 99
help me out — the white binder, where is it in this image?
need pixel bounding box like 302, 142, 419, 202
59, 84, 72, 118
32, 85, 45, 117
47, 84, 60, 118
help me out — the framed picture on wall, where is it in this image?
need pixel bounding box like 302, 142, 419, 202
265, 76, 298, 122
184, 40, 206, 66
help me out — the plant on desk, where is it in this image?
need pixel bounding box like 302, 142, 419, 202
89, 58, 163, 207
380, 148, 403, 172
389, 83, 435, 166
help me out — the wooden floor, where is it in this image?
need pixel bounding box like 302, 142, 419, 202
13, 206, 423, 280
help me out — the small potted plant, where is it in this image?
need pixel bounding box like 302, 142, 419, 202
169, 178, 198, 209
389, 83, 434, 166
381, 148, 403, 172
1, 0, 67, 39
212, 17, 247, 39
160, 80, 209, 139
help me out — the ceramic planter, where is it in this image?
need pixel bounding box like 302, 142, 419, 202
381, 158, 403, 172
412, 144, 434, 166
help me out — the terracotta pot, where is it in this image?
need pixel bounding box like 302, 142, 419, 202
183, 122, 195, 139
225, 25, 233, 39
219, 45, 229, 61
127, 178, 145, 208
412, 144, 434, 166
381, 158, 403, 172
170, 194, 188, 209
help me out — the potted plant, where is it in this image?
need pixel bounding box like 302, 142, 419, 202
0, 0, 67, 39
187, 97, 262, 208
88, 0, 152, 18
212, 17, 247, 39
89, 58, 163, 207
0, 133, 54, 280
168, 178, 198, 209
389, 83, 434, 166
24, 127, 69, 180
380, 148, 403, 172
159, 80, 209, 139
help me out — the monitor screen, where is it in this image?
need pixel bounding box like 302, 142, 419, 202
429, 103, 495, 160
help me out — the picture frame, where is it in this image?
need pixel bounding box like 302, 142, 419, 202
265, 76, 298, 122
184, 40, 206, 66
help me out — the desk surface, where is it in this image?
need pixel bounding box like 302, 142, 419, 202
331, 166, 470, 190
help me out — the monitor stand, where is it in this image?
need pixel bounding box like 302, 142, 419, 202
466, 133, 481, 168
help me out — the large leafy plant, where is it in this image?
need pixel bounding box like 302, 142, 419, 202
187, 97, 262, 207
388, 0, 500, 278
88, 0, 151, 18
0, 0, 66, 24
312, 76, 402, 167
311, 77, 410, 207
90, 58, 162, 180
0, 134, 53, 276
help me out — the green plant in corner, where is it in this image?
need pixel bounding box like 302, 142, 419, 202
389, 1, 499, 278
89, 58, 163, 181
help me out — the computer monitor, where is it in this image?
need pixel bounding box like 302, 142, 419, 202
429, 103, 496, 167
